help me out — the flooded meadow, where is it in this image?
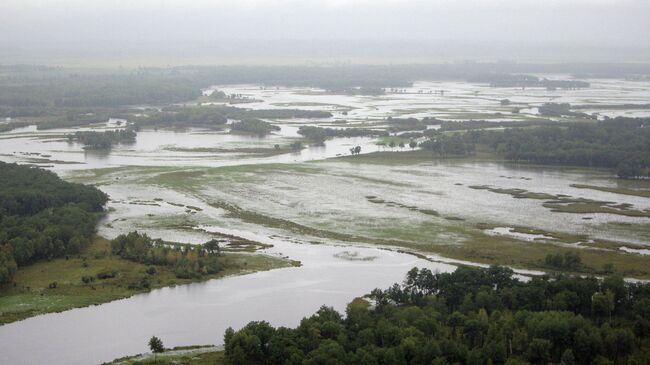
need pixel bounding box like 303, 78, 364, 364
1, 76, 649, 364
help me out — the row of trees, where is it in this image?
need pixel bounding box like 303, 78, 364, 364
0, 162, 108, 283
469, 74, 590, 89
67, 128, 137, 149
224, 266, 650, 365
110, 231, 222, 279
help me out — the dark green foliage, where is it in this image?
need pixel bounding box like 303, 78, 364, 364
420, 134, 474, 156
0, 162, 108, 283
231, 119, 281, 136
136, 105, 330, 130
225, 266, 650, 365
469, 74, 590, 89
67, 129, 137, 149
0, 73, 200, 108
110, 231, 221, 279
148, 336, 165, 353
544, 252, 582, 270
538, 103, 590, 118
0, 245, 17, 284
476, 118, 650, 178
297, 126, 386, 143
386, 117, 432, 133
136, 106, 229, 129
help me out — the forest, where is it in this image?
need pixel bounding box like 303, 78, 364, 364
223, 266, 650, 365
230, 119, 281, 136
0, 162, 108, 283
477, 117, 650, 178
67, 129, 137, 149
136, 106, 331, 130
298, 126, 387, 143
419, 117, 650, 178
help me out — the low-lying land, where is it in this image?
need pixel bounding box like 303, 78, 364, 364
111, 265, 650, 365
0, 236, 296, 325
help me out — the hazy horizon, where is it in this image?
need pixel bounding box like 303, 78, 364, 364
1, 0, 650, 66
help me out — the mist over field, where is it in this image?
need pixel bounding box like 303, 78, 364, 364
1, 2, 650, 365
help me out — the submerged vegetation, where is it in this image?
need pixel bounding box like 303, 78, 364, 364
230, 119, 281, 136
224, 266, 650, 365
298, 126, 387, 144
67, 128, 137, 149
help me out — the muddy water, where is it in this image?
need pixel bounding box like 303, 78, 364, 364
0, 233, 456, 365
1, 78, 649, 364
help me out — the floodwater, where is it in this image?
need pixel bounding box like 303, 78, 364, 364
0, 233, 456, 365
0, 77, 649, 364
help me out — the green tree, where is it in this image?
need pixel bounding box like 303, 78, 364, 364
148, 335, 164, 363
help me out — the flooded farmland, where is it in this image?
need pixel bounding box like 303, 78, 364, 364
1, 76, 649, 364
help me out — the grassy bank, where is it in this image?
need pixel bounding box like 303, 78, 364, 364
106, 347, 226, 365
0, 236, 297, 325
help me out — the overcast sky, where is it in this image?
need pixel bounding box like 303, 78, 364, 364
1, 0, 649, 64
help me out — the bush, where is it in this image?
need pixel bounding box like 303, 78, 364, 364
96, 269, 117, 279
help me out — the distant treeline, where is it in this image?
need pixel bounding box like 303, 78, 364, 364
0, 162, 107, 283
298, 126, 387, 143
468, 74, 590, 89
0, 72, 201, 108
3, 63, 648, 110
224, 265, 650, 365
36, 110, 132, 130
420, 117, 650, 179
67, 129, 137, 149
136, 106, 331, 129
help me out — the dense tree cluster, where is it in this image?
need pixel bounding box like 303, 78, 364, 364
538, 103, 592, 118
297, 126, 387, 144
136, 106, 229, 129
420, 134, 474, 156
231, 119, 281, 136
67, 129, 137, 149
110, 231, 222, 279
0, 162, 107, 283
136, 106, 331, 130
469, 74, 590, 89
477, 118, 650, 178
224, 266, 650, 365
386, 117, 442, 133
418, 118, 650, 178
0, 73, 200, 108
